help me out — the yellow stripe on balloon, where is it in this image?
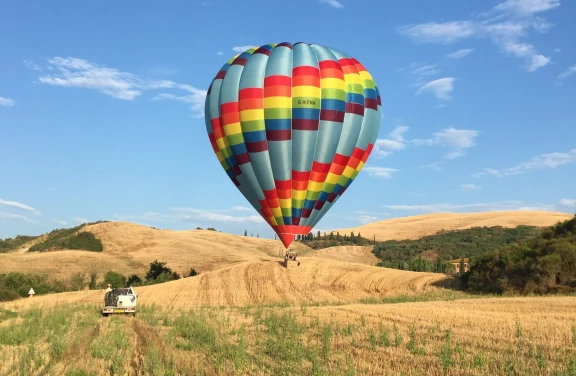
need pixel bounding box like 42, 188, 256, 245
264, 97, 292, 108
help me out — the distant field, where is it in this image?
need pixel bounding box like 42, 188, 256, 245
2, 295, 575, 375
334, 210, 574, 241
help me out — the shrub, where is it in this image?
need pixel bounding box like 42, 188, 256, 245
0, 288, 20, 302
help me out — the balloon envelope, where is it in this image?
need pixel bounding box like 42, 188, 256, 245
204, 42, 381, 248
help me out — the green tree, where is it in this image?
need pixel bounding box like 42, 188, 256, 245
418, 255, 423, 272
126, 274, 142, 286
101, 271, 126, 289
317, 230, 321, 239
244, 230, 247, 236
337, 232, 340, 241
459, 257, 465, 276
145, 260, 180, 283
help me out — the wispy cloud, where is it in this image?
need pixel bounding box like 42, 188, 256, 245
421, 162, 442, 171
354, 210, 390, 224
52, 219, 68, 225
0, 96, 16, 107
446, 49, 474, 59
318, 0, 344, 8
216, 51, 224, 56
73, 217, 89, 224
461, 184, 481, 191
0, 212, 38, 224
382, 200, 556, 213
36, 57, 174, 100
23, 60, 42, 71
151, 84, 207, 118
362, 167, 398, 178
374, 125, 409, 156
0, 199, 41, 215
231, 206, 253, 212
474, 148, 576, 177
416, 77, 456, 102
232, 46, 258, 53
412, 128, 479, 159
28, 57, 207, 117
171, 207, 264, 223
557, 64, 576, 84
398, 0, 558, 72
560, 199, 576, 208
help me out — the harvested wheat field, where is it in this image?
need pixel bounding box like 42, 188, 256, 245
2, 295, 575, 375
2, 258, 450, 310
307, 246, 380, 265
335, 210, 574, 241
0, 222, 312, 281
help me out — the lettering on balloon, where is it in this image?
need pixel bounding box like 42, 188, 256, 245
297, 99, 316, 105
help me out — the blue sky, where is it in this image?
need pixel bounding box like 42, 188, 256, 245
1, 0, 575, 240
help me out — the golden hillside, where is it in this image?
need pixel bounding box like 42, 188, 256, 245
0, 222, 312, 280
333, 210, 573, 241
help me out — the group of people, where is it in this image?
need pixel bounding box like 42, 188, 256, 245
285, 249, 300, 266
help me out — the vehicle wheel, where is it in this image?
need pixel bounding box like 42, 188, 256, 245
102, 313, 109, 317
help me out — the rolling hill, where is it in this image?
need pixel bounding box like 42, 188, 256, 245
333, 210, 574, 241
1, 257, 448, 309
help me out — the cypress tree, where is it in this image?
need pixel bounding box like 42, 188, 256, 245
459, 257, 465, 276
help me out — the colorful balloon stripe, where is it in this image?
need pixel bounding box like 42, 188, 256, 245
204, 42, 382, 248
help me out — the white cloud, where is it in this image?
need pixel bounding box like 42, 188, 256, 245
374, 125, 409, 156
37, 57, 172, 100
474, 148, 576, 177
416, 78, 456, 101
398, 21, 476, 44
0, 199, 41, 215
0, 212, 38, 224
421, 162, 442, 171
413, 128, 479, 159
382, 200, 556, 213
231, 206, 254, 212
0, 96, 16, 107
152, 84, 207, 118
232, 46, 258, 53
73, 217, 89, 224
493, 0, 560, 16
52, 219, 68, 225
216, 51, 224, 56
362, 167, 398, 178
355, 210, 390, 224
23, 60, 42, 71
318, 0, 344, 8
30, 57, 207, 117
560, 199, 576, 208
461, 184, 481, 191
446, 49, 474, 59
398, 0, 558, 72
172, 207, 265, 223
557, 64, 576, 83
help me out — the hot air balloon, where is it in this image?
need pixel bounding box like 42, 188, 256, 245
204, 42, 381, 248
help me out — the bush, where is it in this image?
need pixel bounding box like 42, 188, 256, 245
0, 288, 20, 302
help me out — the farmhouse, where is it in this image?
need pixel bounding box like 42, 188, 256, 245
450, 258, 470, 275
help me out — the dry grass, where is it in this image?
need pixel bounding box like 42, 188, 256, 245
335, 210, 574, 241
2, 259, 449, 310
2, 295, 575, 375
